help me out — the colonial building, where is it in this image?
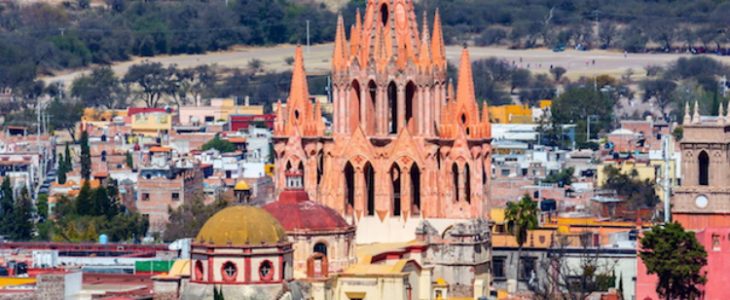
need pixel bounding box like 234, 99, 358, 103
263, 170, 356, 279
273, 0, 492, 243
182, 206, 298, 299
673, 102, 730, 229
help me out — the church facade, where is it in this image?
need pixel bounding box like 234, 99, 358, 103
273, 0, 492, 243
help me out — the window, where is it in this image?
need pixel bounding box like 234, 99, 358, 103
699, 151, 709, 186
501, 169, 510, 177
259, 260, 274, 281
172, 192, 180, 201
521, 168, 528, 176
519, 257, 537, 281
492, 257, 506, 280
205, 116, 214, 122
142, 193, 150, 201
221, 261, 237, 282
314, 242, 327, 256
195, 260, 204, 281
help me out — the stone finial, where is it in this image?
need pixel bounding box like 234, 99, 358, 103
725, 101, 730, 123
719, 102, 725, 125
692, 100, 700, 124
683, 101, 691, 125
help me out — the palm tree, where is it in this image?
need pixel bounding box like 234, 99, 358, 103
505, 194, 539, 285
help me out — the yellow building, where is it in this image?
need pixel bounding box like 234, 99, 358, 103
131, 112, 174, 136
596, 158, 678, 196
488, 100, 551, 124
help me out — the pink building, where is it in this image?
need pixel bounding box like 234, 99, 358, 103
636, 227, 730, 300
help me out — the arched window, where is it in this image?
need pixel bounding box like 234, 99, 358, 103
101, 150, 107, 162
699, 150, 709, 186
452, 163, 460, 202
221, 261, 237, 282
391, 164, 402, 216
380, 4, 388, 26
410, 164, 421, 215
316, 152, 324, 185
297, 161, 305, 187
344, 162, 355, 213
405, 81, 416, 132
465, 164, 471, 204
365, 162, 375, 216
314, 242, 328, 256
388, 82, 398, 134
195, 260, 204, 281
259, 260, 274, 281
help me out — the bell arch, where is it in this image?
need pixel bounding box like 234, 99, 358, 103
452, 163, 459, 202
405, 81, 416, 133
699, 150, 709, 186
465, 163, 471, 203
410, 163, 421, 215
366, 80, 377, 134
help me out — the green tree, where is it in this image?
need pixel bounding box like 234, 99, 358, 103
201, 135, 236, 153
76, 181, 93, 216
640, 222, 707, 300
123, 62, 171, 108
163, 193, 228, 242
64, 143, 72, 170
36, 194, 49, 222
71, 66, 122, 108
126, 151, 134, 169
551, 87, 615, 144
92, 186, 110, 217
57, 153, 68, 184
505, 195, 539, 283
602, 166, 659, 210
0, 177, 14, 236
11, 186, 34, 241
47, 97, 84, 142
79, 131, 91, 180
543, 167, 574, 187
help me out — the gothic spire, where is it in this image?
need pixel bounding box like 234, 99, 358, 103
455, 46, 476, 106
683, 101, 691, 124
693, 100, 700, 124
431, 9, 446, 70
418, 11, 432, 73
332, 14, 348, 71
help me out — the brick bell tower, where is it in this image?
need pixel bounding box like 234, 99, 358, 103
274, 0, 492, 243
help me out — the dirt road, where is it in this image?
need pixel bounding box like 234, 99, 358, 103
42, 43, 730, 86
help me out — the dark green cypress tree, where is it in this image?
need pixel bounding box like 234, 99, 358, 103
11, 186, 34, 241
57, 153, 68, 184
80, 131, 91, 180
0, 177, 14, 235
93, 186, 110, 217
76, 181, 93, 216
125, 151, 134, 169
64, 143, 72, 170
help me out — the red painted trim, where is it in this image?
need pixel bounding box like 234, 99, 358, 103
189, 279, 284, 285
194, 260, 204, 281
279, 256, 284, 281
244, 256, 251, 283
207, 256, 213, 282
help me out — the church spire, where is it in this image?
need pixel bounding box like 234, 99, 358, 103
719, 102, 725, 124
683, 101, 691, 124
693, 100, 700, 124
333, 14, 348, 71
455, 46, 476, 106
431, 9, 446, 70
418, 11, 432, 73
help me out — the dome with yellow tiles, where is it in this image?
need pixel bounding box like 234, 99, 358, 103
233, 180, 250, 191
195, 206, 287, 246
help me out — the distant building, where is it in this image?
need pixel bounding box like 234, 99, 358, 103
178, 98, 264, 126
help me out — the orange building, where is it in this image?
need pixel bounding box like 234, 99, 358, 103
273, 1, 492, 243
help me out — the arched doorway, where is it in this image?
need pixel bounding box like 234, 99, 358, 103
350, 80, 361, 132
388, 82, 398, 134
365, 162, 375, 216
391, 164, 402, 216
410, 164, 421, 215
699, 150, 709, 186
344, 162, 355, 213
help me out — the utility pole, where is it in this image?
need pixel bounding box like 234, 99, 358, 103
306, 20, 311, 55
662, 134, 671, 223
